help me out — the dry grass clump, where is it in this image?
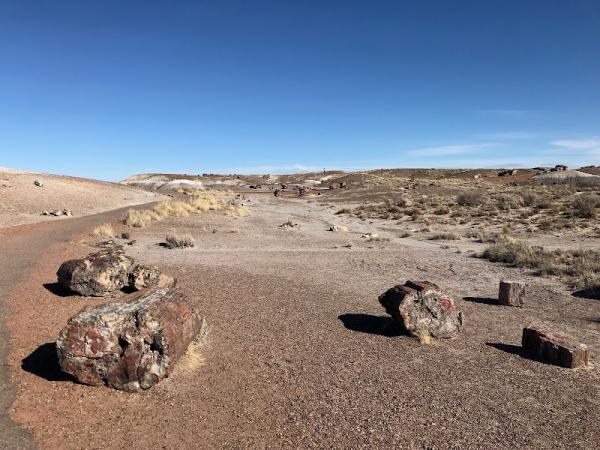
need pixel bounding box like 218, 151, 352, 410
92, 223, 114, 237
227, 206, 250, 218
335, 207, 353, 215
430, 232, 461, 240
125, 209, 160, 227
482, 235, 600, 294
165, 233, 195, 248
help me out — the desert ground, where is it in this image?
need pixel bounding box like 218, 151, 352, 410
1, 167, 600, 449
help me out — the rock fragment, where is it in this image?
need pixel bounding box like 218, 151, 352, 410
128, 264, 161, 291
57, 248, 134, 296
34, 180, 43, 187
378, 280, 463, 339
498, 280, 525, 307
329, 225, 349, 232
522, 323, 589, 368
56, 277, 203, 392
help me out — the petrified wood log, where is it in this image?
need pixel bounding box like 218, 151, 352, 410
128, 264, 161, 291
522, 323, 589, 369
499, 280, 525, 307
378, 280, 463, 339
56, 277, 203, 392
57, 248, 134, 296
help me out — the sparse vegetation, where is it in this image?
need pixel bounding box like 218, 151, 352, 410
165, 233, 195, 248
430, 232, 461, 240
482, 235, 600, 292
571, 194, 598, 218
92, 223, 114, 237
125, 191, 223, 227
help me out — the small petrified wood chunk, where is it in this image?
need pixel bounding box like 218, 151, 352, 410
499, 280, 525, 307
522, 323, 589, 369
56, 277, 203, 392
57, 248, 134, 296
128, 264, 161, 291
378, 280, 463, 339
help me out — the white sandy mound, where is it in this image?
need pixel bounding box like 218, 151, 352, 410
534, 170, 600, 181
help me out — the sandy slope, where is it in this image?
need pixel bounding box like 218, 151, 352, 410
0, 168, 163, 228
4, 194, 600, 449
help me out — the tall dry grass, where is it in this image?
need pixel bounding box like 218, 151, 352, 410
124, 191, 223, 228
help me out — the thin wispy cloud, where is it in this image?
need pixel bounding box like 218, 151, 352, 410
477, 131, 537, 140
551, 138, 600, 150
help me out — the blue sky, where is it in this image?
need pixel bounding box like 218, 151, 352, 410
1, 1, 599, 180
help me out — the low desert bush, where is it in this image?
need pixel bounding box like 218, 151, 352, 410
335, 208, 353, 215
571, 195, 598, 218
457, 190, 484, 207
165, 233, 195, 248
92, 223, 114, 237
496, 194, 522, 211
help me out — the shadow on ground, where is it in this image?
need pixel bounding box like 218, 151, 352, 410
22, 343, 75, 382
463, 296, 500, 306
572, 288, 600, 300
486, 342, 524, 356
338, 313, 405, 337
43, 282, 75, 297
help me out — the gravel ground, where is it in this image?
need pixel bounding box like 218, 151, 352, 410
5, 194, 600, 449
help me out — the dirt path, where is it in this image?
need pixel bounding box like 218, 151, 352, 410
0, 204, 158, 449
4, 195, 600, 448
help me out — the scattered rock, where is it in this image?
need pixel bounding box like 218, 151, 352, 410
280, 221, 299, 228
329, 225, 349, 232
62, 208, 73, 216
34, 180, 43, 187
128, 264, 161, 291
50, 210, 62, 216
41, 210, 50, 216
360, 233, 379, 239
378, 280, 464, 339
274, 189, 281, 197
57, 249, 134, 296
522, 323, 589, 368
56, 277, 204, 392
498, 280, 525, 307
127, 240, 136, 246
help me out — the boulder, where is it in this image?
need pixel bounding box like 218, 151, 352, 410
498, 280, 525, 307
34, 180, 43, 187
56, 277, 203, 392
57, 249, 134, 296
128, 264, 161, 291
522, 323, 589, 369
378, 280, 463, 339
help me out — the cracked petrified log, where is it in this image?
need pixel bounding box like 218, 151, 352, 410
128, 264, 161, 291
522, 323, 589, 368
57, 248, 134, 296
378, 280, 463, 339
56, 276, 203, 392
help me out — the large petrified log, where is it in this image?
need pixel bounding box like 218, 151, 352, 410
56, 277, 203, 392
57, 248, 134, 296
378, 280, 463, 339
522, 323, 589, 369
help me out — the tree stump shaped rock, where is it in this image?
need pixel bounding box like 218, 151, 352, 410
56, 277, 203, 392
522, 323, 589, 369
57, 248, 134, 296
499, 280, 525, 307
378, 280, 463, 339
